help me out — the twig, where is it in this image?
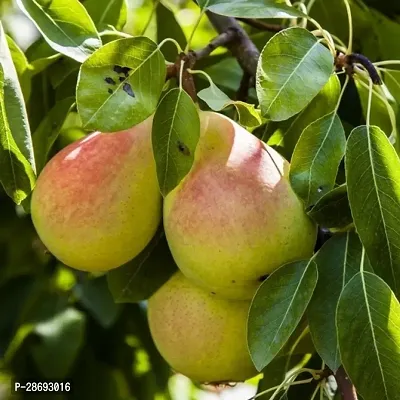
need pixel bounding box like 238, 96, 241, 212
206, 11, 260, 76
236, 71, 251, 101
166, 64, 177, 80
236, 18, 284, 33
192, 28, 238, 60
335, 51, 382, 85
335, 367, 358, 400
166, 53, 197, 102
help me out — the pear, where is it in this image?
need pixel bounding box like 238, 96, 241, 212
147, 271, 257, 383
31, 116, 161, 272
164, 111, 316, 300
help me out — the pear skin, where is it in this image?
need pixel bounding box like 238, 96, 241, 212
147, 272, 257, 383
164, 111, 317, 300
31, 116, 161, 272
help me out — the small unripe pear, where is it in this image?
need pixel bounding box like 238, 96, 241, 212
164, 111, 316, 300
147, 272, 257, 383
31, 117, 161, 272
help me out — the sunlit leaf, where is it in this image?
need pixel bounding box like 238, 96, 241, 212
201, 0, 305, 19
0, 70, 35, 204
337, 272, 400, 400
16, 0, 101, 63
0, 23, 36, 172
257, 27, 334, 121
346, 125, 400, 296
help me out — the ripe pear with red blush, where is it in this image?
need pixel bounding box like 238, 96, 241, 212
164, 111, 317, 300
147, 271, 257, 383
31, 116, 161, 272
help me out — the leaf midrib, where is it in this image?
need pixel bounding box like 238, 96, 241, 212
257, 262, 313, 367
306, 112, 337, 204
21, 0, 93, 58
361, 272, 389, 398
265, 38, 320, 116
162, 89, 182, 193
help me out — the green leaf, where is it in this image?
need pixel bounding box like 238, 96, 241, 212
257, 27, 334, 121
307, 184, 353, 229
48, 57, 79, 89
107, 229, 177, 303
337, 272, 400, 400
156, 2, 187, 62
77, 36, 165, 132
32, 97, 75, 174
6, 35, 29, 77
345, 125, 400, 296
197, 82, 262, 128
265, 74, 341, 160
16, 0, 101, 63
290, 112, 346, 208
308, 233, 371, 371
0, 67, 36, 204
74, 276, 121, 328
6, 35, 32, 102
31, 307, 86, 379
6, 35, 61, 99
83, 0, 127, 31
152, 88, 200, 196
202, 0, 305, 18
26, 37, 57, 61
30, 53, 61, 76
248, 260, 318, 371
0, 24, 36, 172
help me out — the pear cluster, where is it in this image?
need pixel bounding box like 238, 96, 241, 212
31, 110, 317, 384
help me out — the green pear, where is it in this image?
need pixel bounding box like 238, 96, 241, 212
164, 111, 317, 300
147, 271, 257, 383
31, 116, 161, 272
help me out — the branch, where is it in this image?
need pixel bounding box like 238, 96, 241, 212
166, 53, 197, 102
236, 70, 251, 101
335, 51, 382, 85
335, 367, 358, 400
236, 18, 284, 33
205, 11, 260, 76
192, 28, 238, 60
